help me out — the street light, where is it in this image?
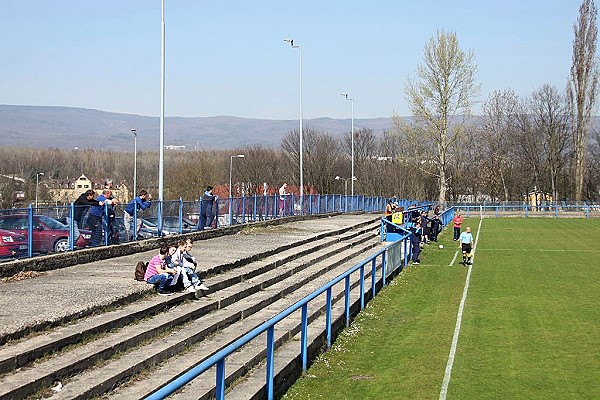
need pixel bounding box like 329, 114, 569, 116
341, 93, 355, 197
35, 172, 44, 208
131, 129, 137, 197
229, 154, 245, 199
334, 175, 356, 197
284, 38, 303, 212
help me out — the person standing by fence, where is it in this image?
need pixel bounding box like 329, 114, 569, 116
198, 186, 217, 230
124, 190, 152, 240
279, 183, 288, 216
453, 213, 463, 241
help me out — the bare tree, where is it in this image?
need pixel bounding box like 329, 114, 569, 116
531, 84, 570, 203
397, 30, 480, 203
567, 0, 599, 201
480, 90, 520, 201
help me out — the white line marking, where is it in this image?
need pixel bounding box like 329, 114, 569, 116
439, 217, 483, 400
449, 250, 459, 266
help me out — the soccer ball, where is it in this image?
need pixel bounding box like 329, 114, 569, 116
439, 244, 444, 249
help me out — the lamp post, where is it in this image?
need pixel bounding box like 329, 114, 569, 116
335, 175, 357, 197
35, 172, 44, 208
284, 38, 303, 213
341, 93, 354, 197
229, 154, 245, 199
131, 129, 137, 197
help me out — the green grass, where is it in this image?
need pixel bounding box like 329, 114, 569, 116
282, 218, 600, 400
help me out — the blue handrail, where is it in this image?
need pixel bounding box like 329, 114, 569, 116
145, 233, 410, 400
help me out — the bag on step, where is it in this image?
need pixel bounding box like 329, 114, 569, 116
134, 261, 148, 281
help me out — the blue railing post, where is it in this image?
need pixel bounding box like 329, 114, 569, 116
178, 197, 184, 234
301, 304, 308, 371
525, 204, 529, 218
27, 204, 33, 258
69, 202, 75, 250
229, 196, 233, 226
555, 203, 559, 218
253, 195, 257, 222
326, 288, 332, 348
242, 195, 246, 224
157, 200, 163, 237
133, 198, 138, 241
215, 359, 226, 400
317, 194, 321, 214
359, 265, 365, 310
382, 251, 387, 286
495, 206, 499, 218
585, 205, 590, 219
266, 326, 275, 400
103, 202, 109, 246
371, 258, 376, 297
344, 275, 351, 327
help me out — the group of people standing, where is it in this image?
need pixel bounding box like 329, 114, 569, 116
406, 206, 443, 265
71, 183, 219, 246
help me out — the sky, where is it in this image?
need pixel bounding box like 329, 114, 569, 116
0, 1, 582, 120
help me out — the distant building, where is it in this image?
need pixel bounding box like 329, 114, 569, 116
164, 145, 186, 150
525, 187, 553, 209
46, 174, 129, 204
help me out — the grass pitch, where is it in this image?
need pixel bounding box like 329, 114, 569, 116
282, 218, 600, 399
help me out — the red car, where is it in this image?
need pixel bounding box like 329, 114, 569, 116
0, 214, 91, 254
0, 228, 28, 260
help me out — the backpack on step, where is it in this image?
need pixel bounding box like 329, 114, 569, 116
134, 261, 148, 281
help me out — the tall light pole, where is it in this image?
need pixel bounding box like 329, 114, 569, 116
158, 0, 166, 204
35, 172, 44, 208
229, 154, 245, 199
341, 93, 354, 197
131, 129, 137, 197
284, 38, 303, 212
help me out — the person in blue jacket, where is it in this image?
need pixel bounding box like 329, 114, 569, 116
124, 189, 152, 240
198, 186, 217, 230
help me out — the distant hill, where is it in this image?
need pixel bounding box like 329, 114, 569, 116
0, 105, 395, 151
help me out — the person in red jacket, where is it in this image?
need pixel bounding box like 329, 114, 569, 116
453, 213, 463, 241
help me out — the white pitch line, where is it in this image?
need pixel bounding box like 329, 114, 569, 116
448, 250, 459, 266
439, 217, 483, 400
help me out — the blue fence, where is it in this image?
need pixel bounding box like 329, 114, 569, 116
450, 203, 600, 219
0, 194, 387, 260
146, 229, 412, 400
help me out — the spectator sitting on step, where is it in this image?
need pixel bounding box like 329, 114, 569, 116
144, 245, 177, 296
183, 239, 209, 291
170, 240, 207, 293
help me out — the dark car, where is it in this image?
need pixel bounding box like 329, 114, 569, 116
0, 228, 28, 260
142, 216, 197, 236
0, 214, 91, 254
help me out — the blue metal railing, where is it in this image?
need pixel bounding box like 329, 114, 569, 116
0, 194, 388, 260
145, 231, 411, 400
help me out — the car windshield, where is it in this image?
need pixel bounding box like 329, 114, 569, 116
38, 215, 68, 229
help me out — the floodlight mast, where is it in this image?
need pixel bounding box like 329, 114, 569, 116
283, 38, 304, 213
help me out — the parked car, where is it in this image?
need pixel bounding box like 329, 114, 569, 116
0, 228, 28, 260
141, 216, 197, 236
0, 214, 91, 254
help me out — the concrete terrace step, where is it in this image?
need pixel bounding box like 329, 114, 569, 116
0, 220, 382, 399
0, 218, 378, 376
107, 241, 387, 400
50, 236, 383, 400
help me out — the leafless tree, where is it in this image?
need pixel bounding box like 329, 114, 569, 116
479, 90, 520, 201
398, 30, 480, 203
567, 0, 599, 201
530, 85, 570, 203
